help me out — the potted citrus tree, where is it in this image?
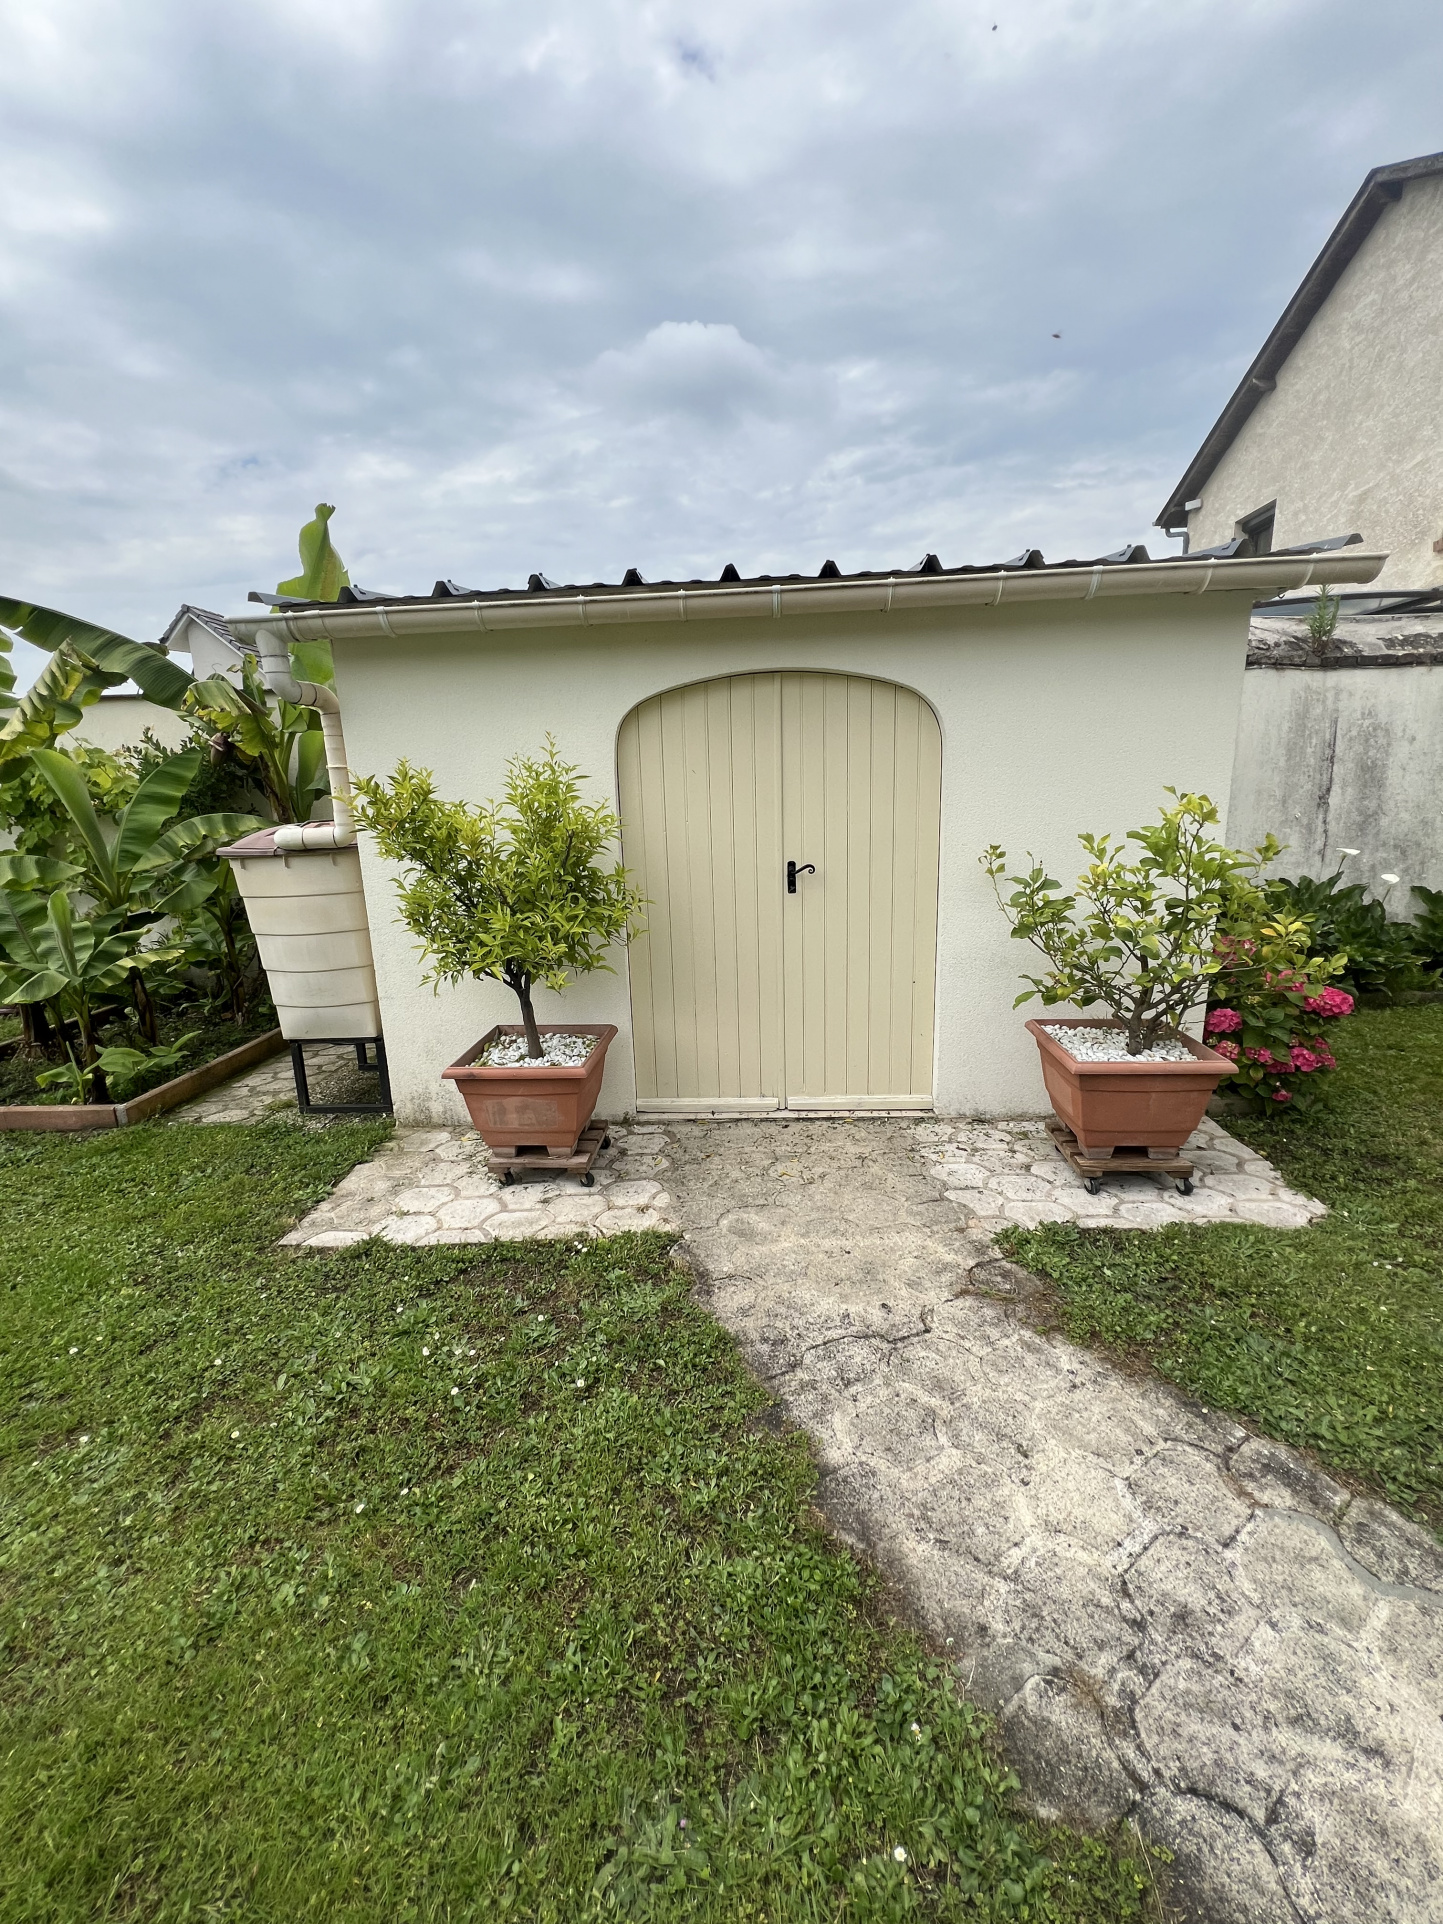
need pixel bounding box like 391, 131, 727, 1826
981, 791, 1339, 1161
353, 742, 644, 1157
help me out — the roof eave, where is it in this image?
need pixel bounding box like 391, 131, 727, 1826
1155, 150, 1443, 531
223, 549, 1388, 647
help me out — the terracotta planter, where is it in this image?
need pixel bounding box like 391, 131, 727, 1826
442, 1024, 617, 1153
1025, 1017, 1236, 1158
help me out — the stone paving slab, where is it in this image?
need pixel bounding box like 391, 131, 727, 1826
169, 1042, 375, 1124
918, 1114, 1325, 1232
277, 1123, 677, 1245
659, 1116, 1442, 1924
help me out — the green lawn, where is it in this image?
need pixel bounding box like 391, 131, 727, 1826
1002, 1005, 1443, 1529
0, 1121, 1150, 1922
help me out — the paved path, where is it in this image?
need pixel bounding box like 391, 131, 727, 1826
664, 1118, 1443, 1924
169, 1042, 375, 1124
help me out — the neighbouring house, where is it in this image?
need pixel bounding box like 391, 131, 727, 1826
70, 606, 242, 757
1156, 149, 1443, 591
224, 543, 1381, 1127
1154, 150, 1443, 891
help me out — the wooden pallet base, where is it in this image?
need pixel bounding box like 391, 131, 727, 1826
487, 1123, 611, 1186
1046, 1118, 1195, 1195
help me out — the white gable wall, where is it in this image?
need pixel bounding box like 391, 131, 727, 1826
322, 593, 1253, 1125
1185, 174, 1443, 589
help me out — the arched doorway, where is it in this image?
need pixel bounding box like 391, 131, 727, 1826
617, 671, 942, 1110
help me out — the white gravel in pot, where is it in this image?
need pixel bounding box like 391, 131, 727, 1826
480, 1033, 596, 1068
1042, 1024, 1195, 1064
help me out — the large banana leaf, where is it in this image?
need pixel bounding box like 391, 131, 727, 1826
0, 620, 14, 713
112, 747, 203, 872
0, 598, 194, 707
0, 890, 139, 1005
0, 852, 83, 891
31, 744, 204, 910
277, 503, 349, 603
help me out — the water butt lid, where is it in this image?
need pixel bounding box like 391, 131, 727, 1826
218, 825, 286, 861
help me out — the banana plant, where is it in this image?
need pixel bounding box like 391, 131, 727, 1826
0, 890, 153, 1102
30, 744, 264, 1038
0, 598, 194, 772
185, 652, 329, 826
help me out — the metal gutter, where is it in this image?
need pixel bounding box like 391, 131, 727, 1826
224, 550, 1387, 648
1155, 149, 1443, 533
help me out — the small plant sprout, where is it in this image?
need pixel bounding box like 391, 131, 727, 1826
1305, 583, 1341, 646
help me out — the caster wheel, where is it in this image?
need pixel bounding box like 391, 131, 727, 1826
580, 1171, 595, 1188
1084, 1177, 1101, 1196
501, 1169, 514, 1186
601, 1135, 612, 1150
1176, 1178, 1194, 1196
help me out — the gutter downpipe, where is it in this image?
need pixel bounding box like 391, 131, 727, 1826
253, 625, 357, 852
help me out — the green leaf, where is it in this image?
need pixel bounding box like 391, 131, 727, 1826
0, 597, 193, 707
276, 504, 350, 604
31, 748, 117, 894
0, 853, 84, 891
112, 747, 202, 874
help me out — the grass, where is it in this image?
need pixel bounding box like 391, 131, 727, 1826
0, 1120, 1152, 1922
1001, 1005, 1443, 1529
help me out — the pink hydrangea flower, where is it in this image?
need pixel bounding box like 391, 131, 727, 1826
1204, 1007, 1242, 1034
1209, 1037, 1241, 1061
1303, 987, 1354, 1018
1289, 1047, 1323, 1073
1245, 1046, 1281, 1067
1271, 1088, 1293, 1103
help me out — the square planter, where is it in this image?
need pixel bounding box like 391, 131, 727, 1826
442, 1024, 618, 1153
1025, 1017, 1236, 1158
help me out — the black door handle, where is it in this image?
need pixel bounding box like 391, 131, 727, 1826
787, 860, 816, 894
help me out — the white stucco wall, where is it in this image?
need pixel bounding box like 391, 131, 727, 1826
1228, 663, 1443, 896
70, 694, 192, 757
1186, 174, 1443, 590
318, 593, 1253, 1125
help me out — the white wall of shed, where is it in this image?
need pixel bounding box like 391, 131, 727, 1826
1228, 664, 1443, 896
1185, 174, 1443, 590
70, 695, 192, 757
328, 595, 1252, 1126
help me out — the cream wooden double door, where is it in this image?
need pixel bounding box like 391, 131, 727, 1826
617, 672, 942, 1110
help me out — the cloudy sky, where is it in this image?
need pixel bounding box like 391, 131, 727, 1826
2, 0, 1440, 685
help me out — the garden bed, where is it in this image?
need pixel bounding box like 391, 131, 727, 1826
0, 1021, 285, 1131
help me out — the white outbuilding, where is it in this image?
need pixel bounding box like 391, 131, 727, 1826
225, 544, 1383, 1127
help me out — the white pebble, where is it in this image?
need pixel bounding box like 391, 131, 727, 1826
480, 1033, 595, 1068
1041, 1024, 1194, 1063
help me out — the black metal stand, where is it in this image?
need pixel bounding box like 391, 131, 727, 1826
289, 1036, 393, 1116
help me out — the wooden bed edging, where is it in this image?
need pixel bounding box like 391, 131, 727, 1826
0, 1028, 287, 1132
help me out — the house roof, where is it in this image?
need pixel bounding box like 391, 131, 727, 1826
157, 604, 241, 654
227, 542, 1387, 646
242, 535, 1376, 616
1155, 150, 1443, 534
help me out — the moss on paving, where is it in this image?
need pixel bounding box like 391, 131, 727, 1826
1002, 1005, 1443, 1530
0, 1121, 1150, 1922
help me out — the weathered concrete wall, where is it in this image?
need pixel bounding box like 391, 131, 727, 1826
1186, 173, 1443, 590
295, 592, 1252, 1125
1229, 660, 1443, 894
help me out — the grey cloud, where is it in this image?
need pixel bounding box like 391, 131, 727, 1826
1, 0, 1440, 685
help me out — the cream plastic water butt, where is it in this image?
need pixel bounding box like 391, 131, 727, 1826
220, 827, 381, 1040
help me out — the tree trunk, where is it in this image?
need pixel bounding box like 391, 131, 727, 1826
74, 1005, 109, 1105
129, 968, 159, 1044
19, 1002, 53, 1056
513, 977, 544, 1059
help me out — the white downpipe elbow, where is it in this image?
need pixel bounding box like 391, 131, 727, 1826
254, 625, 357, 849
